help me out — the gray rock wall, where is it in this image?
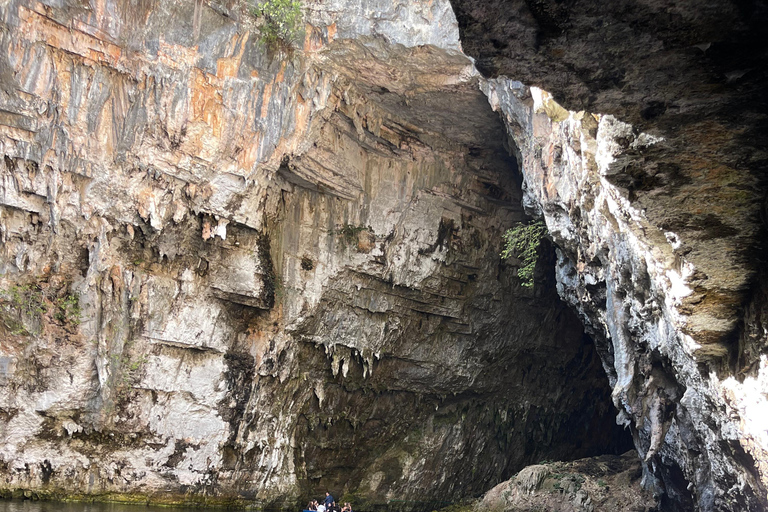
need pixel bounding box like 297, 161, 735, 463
484, 80, 768, 510
0, 0, 627, 508
449, 1, 767, 509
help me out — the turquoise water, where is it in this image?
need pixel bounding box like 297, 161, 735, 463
0, 501, 214, 512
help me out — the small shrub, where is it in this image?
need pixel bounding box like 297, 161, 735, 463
111, 353, 147, 401
0, 284, 46, 335
0, 282, 81, 335
4, 284, 46, 315
254, 0, 302, 50
273, 273, 285, 300
55, 294, 81, 325
501, 220, 548, 288
332, 224, 368, 249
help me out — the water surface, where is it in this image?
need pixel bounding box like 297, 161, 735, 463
0, 501, 217, 512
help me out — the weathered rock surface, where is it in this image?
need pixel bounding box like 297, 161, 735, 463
0, 0, 629, 508
479, 450, 655, 512
470, 3, 768, 505
451, 0, 768, 369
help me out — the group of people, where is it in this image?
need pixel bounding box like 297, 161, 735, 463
305, 492, 352, 512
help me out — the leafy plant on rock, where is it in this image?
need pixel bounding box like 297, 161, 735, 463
254, 0, 303, 51
0, 281, 82, 336
55, 294, 81, 325
333, 224, 368, 249
0, 284, 46, 335
111, 353, 148, 402
501, 220, 548, 288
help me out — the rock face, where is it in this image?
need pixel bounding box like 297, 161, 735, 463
479, 450, 655, 512
0, 0, 630, 508
451, 0, 768, 361
451, 1, 768, 510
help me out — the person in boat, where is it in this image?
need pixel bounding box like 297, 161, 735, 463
324, 492, 334, 509
341, 502, 352, 512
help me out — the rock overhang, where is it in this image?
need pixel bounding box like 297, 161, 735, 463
0, 0, 645, 508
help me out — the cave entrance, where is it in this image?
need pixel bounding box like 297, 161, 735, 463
280, 39, 633, 509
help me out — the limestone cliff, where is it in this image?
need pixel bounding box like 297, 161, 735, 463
3, 0, 765, 510
453, 0, 768, 510
0, 0, 629, 508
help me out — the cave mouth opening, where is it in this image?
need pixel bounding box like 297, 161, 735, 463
289, 38, 636, 508
442, 1, 768, 508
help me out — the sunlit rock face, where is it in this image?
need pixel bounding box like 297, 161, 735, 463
0, 0, 628, 507
452, 0, 768, 510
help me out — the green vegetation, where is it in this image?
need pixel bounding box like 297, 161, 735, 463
272, 272, 285, 301
429, 502, 477, 512
3, 284, 46, 314
55, 294, 81, 325
0, 487, 254, 508
501, 220, 547, 288
332, 224, 370, 250
552, 473, 585, 493
111, 353, 147, 402
254, 0, 303, 50
0, 283, 80, 335
0, 284, 46, 334
570, 474, 585, 492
